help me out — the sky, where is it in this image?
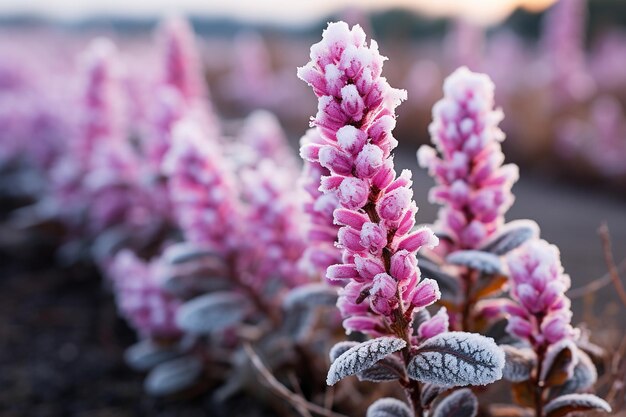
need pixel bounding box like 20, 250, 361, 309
0, 0, 557, 26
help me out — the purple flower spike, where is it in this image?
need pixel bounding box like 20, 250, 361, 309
159, 17, 207, 102
108, 250, 181, 340
418, 66, 519, 254
298, 21, 438, 336
505, 239, 576, 347
163, 118, 241, 255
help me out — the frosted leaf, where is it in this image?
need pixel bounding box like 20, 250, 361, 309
502, 345, 536, 382
540, 339, 577, 386
162, 242, 220, 265
357, 355, 405, 382
160, 270, 231, 298
544, 394, 611, 417
329, 341, 359, 362
144, 356, 203, 396
327, 337, 406, 385
432, 388, 478, 417
282, 283, 338, 310
91, 227, 130, 261
366, 398, 413, 417
480, 220, 540, 255
408, 331, 505, 386
421, 383, 450, 408
124, 340, 181, 372
446, 250, 503, 275
552, 350, 597, 396
176, 292, 250, 335
288, 310, 317, 341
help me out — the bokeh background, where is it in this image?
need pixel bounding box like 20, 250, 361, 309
0, 0, 625, 415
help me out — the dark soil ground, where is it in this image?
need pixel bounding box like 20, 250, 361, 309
0, 152, 624, 416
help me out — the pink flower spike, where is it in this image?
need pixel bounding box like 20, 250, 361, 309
299, 21, 437, 337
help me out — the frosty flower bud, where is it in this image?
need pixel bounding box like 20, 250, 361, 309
340, 84, 365, 121
319, 145, 353, 176
338, 226, 366, 252
370, 273, 398, 316
541, 312, 575, 345
355, 144, 384, 178
376, 186, 412, 222
360, 222, 387, 254
411, 278, 441, 309
354, 255, 386, 280
337, 177, 369, 209
397, 228, 439, 252
390, 250, 417, 282
506, 316, 534, 340
334, 208, 369, 229
337, 125, 367, 155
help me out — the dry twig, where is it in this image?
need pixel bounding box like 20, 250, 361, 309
598, 223, 626, 308
244, 343, 349, 417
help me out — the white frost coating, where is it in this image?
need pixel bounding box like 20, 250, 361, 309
282, 283, 339, 310
408, 331, 505, 386
543, 393, 611, 416
326, 337, 406, 385
329, 341, 359, 362
432, 388, 478, 417
162, 242, 218, 265
144, 356, 203, 396
480, 219, 540, 255
175, 292, 250, 335
501, 345, 536, 382
366, 398, 413, 417
357, 355, 405, 382
446, 250, 503, 275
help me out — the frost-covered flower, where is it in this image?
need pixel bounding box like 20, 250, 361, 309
556, 95, 626, 177
143, 17, 214, 171
299, 128, 342, 278
238, 159, 309, 289
108, 250, 181, 339
298, 21, 440, 336
418, 66, 519, 254
540, 0, 595, 104
48, 38, 127, 227
158, 17, 207, 102
505, 239, 576, 346
162, 118, 241, 255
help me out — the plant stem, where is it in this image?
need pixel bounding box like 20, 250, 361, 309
363, 194, 424, 417
534, 345, 546, 417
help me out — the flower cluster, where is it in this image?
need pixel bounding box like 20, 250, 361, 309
418, 66, 519, 254
505, 239, 576, 347
239, 158, 309, 290
540, 0, 595, 104
299, 21, 440, 336
108, 249, 181, 340
299, 128, 342, 277
48, 38, 127, 230
163, 119, 241, 254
